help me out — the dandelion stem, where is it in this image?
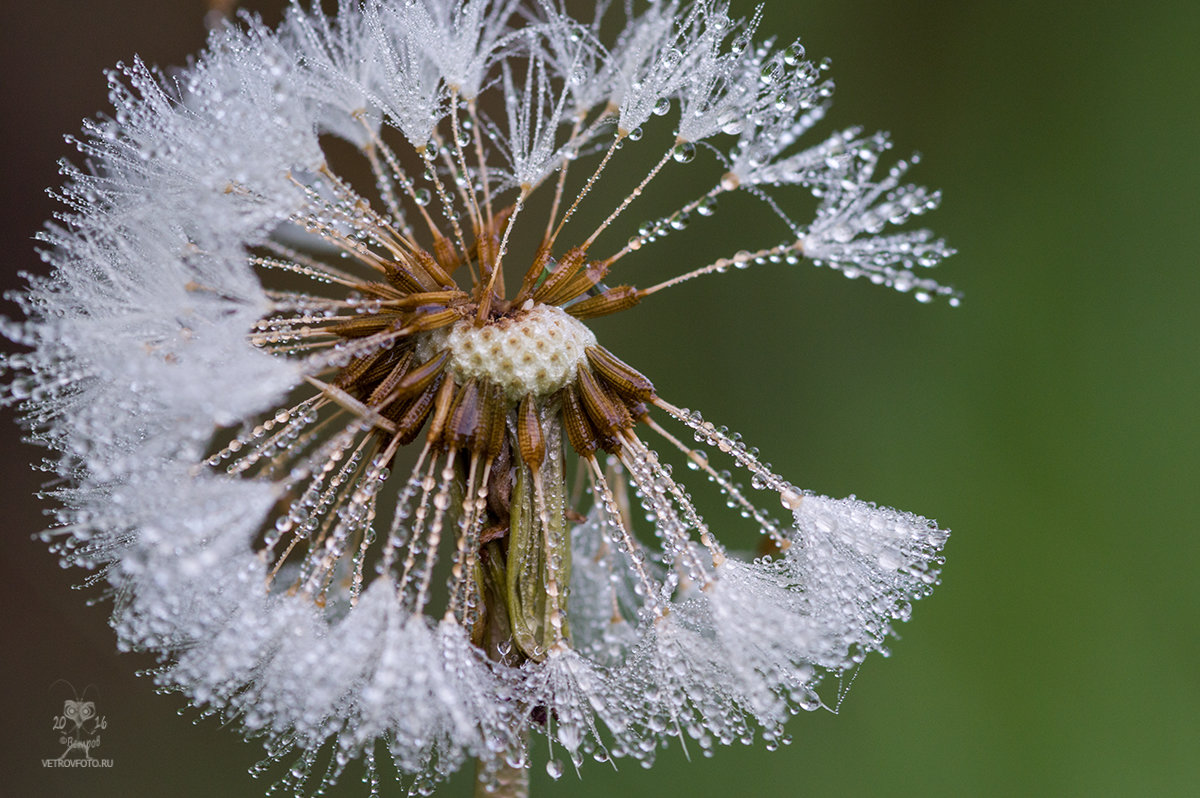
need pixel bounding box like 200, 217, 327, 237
368, 130, 452, 247
586, 456, 663, 612
448, 90, 485, 239
468, 100, 496, 234
363, 140, 414, 240
544, 114, 585, 244
420, 147, 473, 267
477, 190, 528, 322
638, 241, 804, 297
642, 414, 787, 548
602, 183, 728, 268
548, 133, 623, 247
583, 147, 674, 250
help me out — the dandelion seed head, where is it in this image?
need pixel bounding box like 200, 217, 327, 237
5, 0, 955, 793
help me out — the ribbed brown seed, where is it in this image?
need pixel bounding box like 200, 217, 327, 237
390, 377, 441, 444
427, 375, 458, 448
476, 232, 498, 276
532, 246, 588, 304
325, 315, 397, 338
446, 379, 482, 451
364, 349, 415, 406
565, 286, 641, 319
487, 435, 513, 520
334, 349, 388, 389
414, 247, 456, 289
560, 384, 599, 456
404, 307, 462, 334
356, 280, 410, 300
484, 384, 507, 459
356, 346, 411, 391
391, 250, 439, 292
383, 261, 426, 294
541, 260, 609, 307
472, 384, 493, 455
432, 236, 461, 275
517, 395, 546, 473
381, 393, 411, 424
515, 242, 553, 304
384, 349, 449, 406
585, 346, 655, 401
383, 290, 468, 309
446, 376, 482, 451
576, 367, 632, 453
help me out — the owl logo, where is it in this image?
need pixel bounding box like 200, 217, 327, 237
50, 681, 106, 762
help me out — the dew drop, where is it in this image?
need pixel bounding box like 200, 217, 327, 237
780, 489, 803, 510
798, 689, 822, 711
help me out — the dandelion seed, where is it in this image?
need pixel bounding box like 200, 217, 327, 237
3, 1, 954, 795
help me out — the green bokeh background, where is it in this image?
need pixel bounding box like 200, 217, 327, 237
2, 1, 1196, 796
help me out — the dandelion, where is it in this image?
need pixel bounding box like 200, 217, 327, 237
3, 1, 954, 795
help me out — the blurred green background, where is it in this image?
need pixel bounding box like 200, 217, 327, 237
2, 1, 1197, 796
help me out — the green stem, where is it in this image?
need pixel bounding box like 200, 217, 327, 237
506, 421, 571, 661
474, 544, 531, 798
